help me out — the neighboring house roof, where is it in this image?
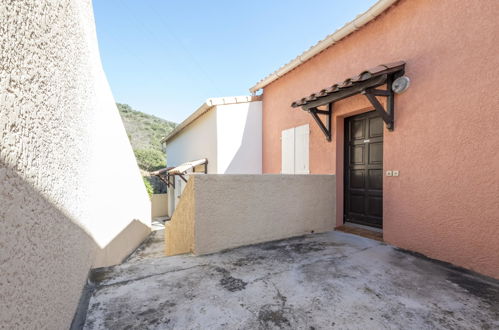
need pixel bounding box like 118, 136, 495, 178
249, 0, 399, 93
168, 158, 207, 175
150, 159, 207, 176
161, 95, 262, 144
149, 167, 174, 176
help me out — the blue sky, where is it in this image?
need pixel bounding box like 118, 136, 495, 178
93, 0, 377, 123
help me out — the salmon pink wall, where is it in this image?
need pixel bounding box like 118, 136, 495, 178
261, 0, 499, 278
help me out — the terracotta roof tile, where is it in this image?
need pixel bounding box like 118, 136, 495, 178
366, 65, 388, 74
291, 61, 405, 108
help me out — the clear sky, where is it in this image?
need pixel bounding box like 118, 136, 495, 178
93, 0, 378, 123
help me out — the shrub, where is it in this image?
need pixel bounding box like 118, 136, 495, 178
116, 103, 133, 113
134, 149, 166, 172
143, 176, 154, 199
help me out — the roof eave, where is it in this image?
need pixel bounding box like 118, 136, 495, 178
249, 0, 399, 93
161, 95, 262, 144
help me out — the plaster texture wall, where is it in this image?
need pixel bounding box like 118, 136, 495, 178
165, 174, 336, 256
165, 179, 195, 256
0, 1, 150, 328
260, 0, 499, 278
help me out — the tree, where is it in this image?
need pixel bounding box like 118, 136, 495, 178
134, 149, 166, 172
142, 177, 154, 199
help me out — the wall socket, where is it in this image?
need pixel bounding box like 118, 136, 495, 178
386, 170, 400, 177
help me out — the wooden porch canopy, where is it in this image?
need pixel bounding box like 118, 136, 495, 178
291, 61, 406, 141
150, 158, 208, 188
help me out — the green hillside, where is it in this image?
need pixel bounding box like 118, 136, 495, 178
117, 103, 176, 152
117, 103, 176, 195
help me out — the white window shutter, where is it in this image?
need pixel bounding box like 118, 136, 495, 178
294, 124, 310, 174
281, 128, 295, 174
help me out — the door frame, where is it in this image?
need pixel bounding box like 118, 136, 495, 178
340, 110, 384, 229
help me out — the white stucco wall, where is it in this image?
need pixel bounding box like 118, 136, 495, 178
164, 109, 218, 215
164, 109, 218, 173
0, 1, 150, 328
164, 101, 262, 215
216, 101, 262, 174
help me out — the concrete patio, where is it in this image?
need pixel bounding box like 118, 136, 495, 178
81, 231, 498, 329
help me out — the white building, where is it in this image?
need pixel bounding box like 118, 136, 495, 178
161, 96, 262, 216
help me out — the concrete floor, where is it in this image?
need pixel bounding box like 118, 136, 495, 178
124, 222, 165, 263
82, 231, 499, 329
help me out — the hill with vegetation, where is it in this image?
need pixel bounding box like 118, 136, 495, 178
117, 103, 176, 194
117, 103, 176, 151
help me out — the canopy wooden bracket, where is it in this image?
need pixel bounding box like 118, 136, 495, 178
362, 74, 395, 130
296, 66, 405, 140
156, 174, 175, 192
307, 103, 332, 141
178, 174, 188, 183
192, 159, 208, 174
157, 174, 170, 187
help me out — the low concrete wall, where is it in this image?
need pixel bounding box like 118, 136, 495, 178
165, 174, 335, 256
151, 194, 169, 218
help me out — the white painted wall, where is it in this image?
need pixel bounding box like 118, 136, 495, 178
164, 101, 262, 216
164, 109, 217, 215
216, 101, 262, 174
164, 109, 218, 174
0, 1, 150, 328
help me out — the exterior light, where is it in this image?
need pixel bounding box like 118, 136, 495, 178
392, 76, 410, 94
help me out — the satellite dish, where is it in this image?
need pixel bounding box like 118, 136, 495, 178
392, 76, 410, 94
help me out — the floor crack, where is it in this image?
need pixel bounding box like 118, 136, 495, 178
95, 263, 213, 289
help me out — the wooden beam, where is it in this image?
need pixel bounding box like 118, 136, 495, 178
364, 89, 390, 97
327, 103, 332, 138
309, 106, 332, 141
178, 174, 188, 183
363, 88, 394, 130
302, 75, 387, 110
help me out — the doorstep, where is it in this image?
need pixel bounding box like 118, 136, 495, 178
336, 223, 383, 242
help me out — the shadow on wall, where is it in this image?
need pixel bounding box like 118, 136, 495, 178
0, 162, 150, 329
224, 105, 261, 174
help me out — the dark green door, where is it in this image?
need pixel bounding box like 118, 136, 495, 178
344, 111, 383, 228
